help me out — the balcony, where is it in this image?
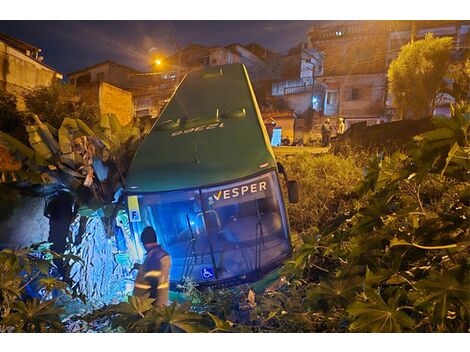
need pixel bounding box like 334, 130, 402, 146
284, 84, 316, 95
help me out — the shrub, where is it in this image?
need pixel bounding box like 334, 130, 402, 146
279, 152, 363, 237
290, 104, 470, 332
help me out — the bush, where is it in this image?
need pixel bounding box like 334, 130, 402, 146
0, 246, 75, 332
278, 152, 364, 238
0, 90, 28, 143
288, 104, 470, 332
24, 83, 97, 129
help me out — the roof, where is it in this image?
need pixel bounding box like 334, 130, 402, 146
0, 32, 40, 53
0, 32, 58, 73
67, 60, 142, 77
125, 63, 276, 193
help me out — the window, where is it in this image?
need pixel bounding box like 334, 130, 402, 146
326, 91, 338, 105
211, 58, 217, 65
76, 73, 91, 86
70, 78, 75, 86
348, 88, 360, 101
96, 72, 104, 82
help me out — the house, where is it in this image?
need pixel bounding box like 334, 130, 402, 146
271, 44, 324, 117
68, 59, 181, 127
308, 21, 390, 130
0, 32, 61, 106
164, 44, 241, 71
67, 60, 143, 93
308, 20, 470, 128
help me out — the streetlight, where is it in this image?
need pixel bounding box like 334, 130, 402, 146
155, 59, 162, 66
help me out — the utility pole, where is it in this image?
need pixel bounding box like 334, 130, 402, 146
410, 21, 417, 42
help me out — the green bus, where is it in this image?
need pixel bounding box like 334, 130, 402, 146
124, 64, 297, 289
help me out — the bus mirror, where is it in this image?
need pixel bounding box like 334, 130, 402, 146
288, 180, 299, 203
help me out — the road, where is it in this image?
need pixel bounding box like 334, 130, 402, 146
272, 146, 329, 156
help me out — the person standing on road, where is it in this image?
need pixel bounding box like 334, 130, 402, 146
337, 117, 345, 136
133, 227, 171, 306
321, 118, 332, 147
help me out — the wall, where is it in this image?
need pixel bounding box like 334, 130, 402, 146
322, 73, 386, 118
283, 92, 314, 115
77, 82, 133, 126
0, 196, 49, 249
0, 41, 57, 104
99, 82, 133, 125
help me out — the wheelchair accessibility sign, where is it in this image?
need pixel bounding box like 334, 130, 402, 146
201, 267, 215, 280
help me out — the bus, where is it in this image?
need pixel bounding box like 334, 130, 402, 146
124, 63, 297, 289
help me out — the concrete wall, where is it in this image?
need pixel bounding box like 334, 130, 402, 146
0, 196, 49, 249
322, 73, 386, 118
77, 82, 133, 126
99, 82, 133, 125
283, 92, 314, 115
0, 40, 57, 105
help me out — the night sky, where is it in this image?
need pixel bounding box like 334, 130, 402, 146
0, 21, 321, 76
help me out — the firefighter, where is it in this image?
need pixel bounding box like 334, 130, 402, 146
133, 226, 171, 306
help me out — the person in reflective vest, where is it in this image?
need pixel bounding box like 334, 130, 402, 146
133, 227, 171, 306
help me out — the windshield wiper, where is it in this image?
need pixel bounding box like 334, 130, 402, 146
254, 198, 266, 271
198, 191, 219, 280
181, 213, 198, 280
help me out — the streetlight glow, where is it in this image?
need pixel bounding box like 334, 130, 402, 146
155, 59, 162, 65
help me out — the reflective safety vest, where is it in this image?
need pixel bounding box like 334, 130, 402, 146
133, 245, 171, 306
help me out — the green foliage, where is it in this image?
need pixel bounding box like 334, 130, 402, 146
410, 270, 470, 332
0, 90, 28, 143
388, 33, 453, 119
101, 295, 208, 333
347, 288, 414, 333
445, 59, 470, 104
288, 104, 470, 332
278, 152, 363, 239
0, 246, 75, 332
24, 83, 97, 129
248, 280, 347, 332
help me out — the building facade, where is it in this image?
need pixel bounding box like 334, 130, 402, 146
0, 32, 61, 106
308, 21, 390, 129
307, 20, 470, 128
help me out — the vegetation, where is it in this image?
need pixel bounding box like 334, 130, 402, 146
445, 59, 470, 105
0, 83, 142, 214
277, 152, 364, 248
24, 83, 97, 129
0, 245, 81, 332
284, 104, 469, 332
2, 104, 469, 332
388, 34, 453, 119
0, 78, 468, 332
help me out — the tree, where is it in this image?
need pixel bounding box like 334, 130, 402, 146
24, 83, 97, 129
0, 90, 28, 143
388, 33, 453, 119
445, 59, 470, 104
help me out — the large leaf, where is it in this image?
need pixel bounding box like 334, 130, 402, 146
154, 302, 207, 333
307, 275, 363, 308
347, 289, 414, 332
1, 299, 64, 332
410, 271, 470, 328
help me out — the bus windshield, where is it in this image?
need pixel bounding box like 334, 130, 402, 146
127, 170, 291, 285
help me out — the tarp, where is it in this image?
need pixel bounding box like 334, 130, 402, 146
125, 64, 276, 193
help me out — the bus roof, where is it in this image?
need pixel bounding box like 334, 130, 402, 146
125, 64, 276, 193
